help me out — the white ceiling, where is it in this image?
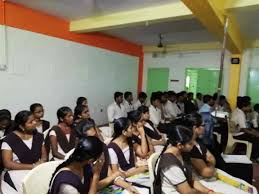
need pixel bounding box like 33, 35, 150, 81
103, 19, 216, 45
9, 0, 179, 20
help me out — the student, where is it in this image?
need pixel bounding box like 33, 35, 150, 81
154, 124, 222, 194
251, 104, 259, 129
124, 91, 134, 113
30, 103, 50, 133
128, 110, 154, 158
133, 92, 148, 110
76, 96, 88, 106
231, 98, 259, 161
75, 119, 128, 192
184, 92, 196, 114
177, 92, 186, 114
49, 107, 77, 160
138, 106, 166, 152
161, 92, 176, 121
217, 95, 231, 113
199, 95, 214, 114
73, 105, 91, 124
149, 93, 162, 127
48, 136, 104, 194
107, 92, 127, 123
167, 91, 182, 117
0, 110, 15, 138
1, 110, 47, 193
108, 117, 150, 194
195, 93, 204, 110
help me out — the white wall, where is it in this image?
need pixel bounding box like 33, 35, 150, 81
143, 50, 231, 95
0, 25, 139, 125
239, 48, 259, 96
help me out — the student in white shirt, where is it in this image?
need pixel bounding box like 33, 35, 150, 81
149, 93, 162, 127
133, 92, 148, 110
251, 104, 259, 129
124, 91, 134, 113
195, 93, 204, 110
161, 92, 178, 121
199, 95, 214, 113
154, 125, 222, 194
107, 92, 127, 123
167, 91, 182, 117
231, 97, 259, 161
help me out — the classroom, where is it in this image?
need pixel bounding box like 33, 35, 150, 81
0, 0, 259, 194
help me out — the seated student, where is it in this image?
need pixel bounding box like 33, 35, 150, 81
149, 93, 162, 127
177, 91, 187, 114
231, 97, 259, 161
167, 91, 182, 117
49, 107, 77, 160
124, 91, 134, 113
133, 92, 148, 110
107, 92, 127, 124
161, 92, 177, 121
1, 110, 47, 193
199, 95, 214, 114
251, 104, 259, 129
195, 93, 204, 110
0, 109, 15, 137
75, 119, 130, 192
218, 95, 231, 113
138, 106, 166, 151
154, 124, 222, 194
30, 103, 50, 133
48, 136, 104, 194
186, 113, 256, 193
73, 104, 91, 125
76, 96, 88, 106
184, 92, 196, 114
108, 117, 150, 194
73, 105, 104, 141
128, 110, 154, 158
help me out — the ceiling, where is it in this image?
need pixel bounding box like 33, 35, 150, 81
103, 18, 216, 45
8, 0, 259, 47
9, 0, 178, 20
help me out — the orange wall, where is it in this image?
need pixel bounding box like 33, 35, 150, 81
0, 0, 144, 92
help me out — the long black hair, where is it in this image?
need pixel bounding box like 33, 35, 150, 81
14, 110, 33, 132
57, 107, 72, 123
112, 117, 131, 140
155, 124, 193, 168
74, 105, 88, 121
75, 119, 95, 138
48, 136, 104, 193
127, 110, 141, 124
76, 97, 87, 106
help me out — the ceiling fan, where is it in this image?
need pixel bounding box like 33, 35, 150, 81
152, 33, 167, 58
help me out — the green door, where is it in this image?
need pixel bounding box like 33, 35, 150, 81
247, 68, 259, 104
186, 68, 220, 96
147, 68, 169, 97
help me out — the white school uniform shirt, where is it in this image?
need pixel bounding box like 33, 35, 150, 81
149, 105, 162, 127
177, 102, 185, 114
124, 100, 134, 113
158, 164, 186, 194
230, 108, 246, 136
162, 100, 180, 119
133, 100, 146, 110
196, 99, 204, 110
199, 103, 212, 113
251, 111, 259, 128
107, 102, 127, 123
